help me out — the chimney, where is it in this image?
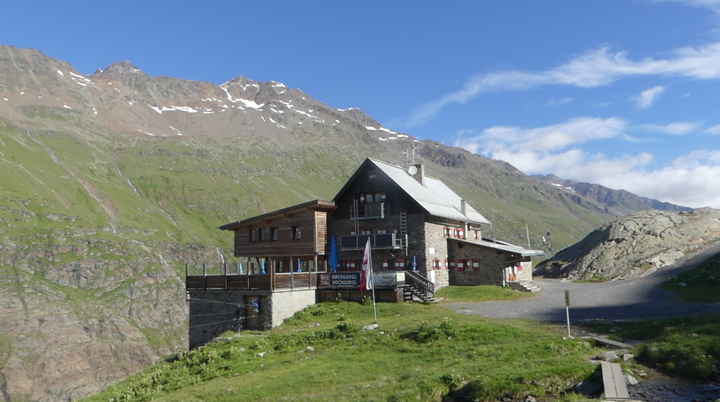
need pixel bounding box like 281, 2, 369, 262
413, 164, 425, 186
461, 199, 467, 216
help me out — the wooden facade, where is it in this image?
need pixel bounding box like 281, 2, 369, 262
187, 199, 336, 292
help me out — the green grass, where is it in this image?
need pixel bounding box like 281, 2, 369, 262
586, 315, 720, 380
82, 301, 599, 402
435, 285, 535, 302
662, 252, 720, 301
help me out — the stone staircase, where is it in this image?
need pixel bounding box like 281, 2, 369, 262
508, 280, 541, 293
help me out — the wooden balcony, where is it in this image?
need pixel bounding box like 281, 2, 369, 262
186, 272, 318, 291
340, 233, 403, 251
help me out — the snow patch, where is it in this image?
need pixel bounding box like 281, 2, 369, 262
63, 104, 72, 109
377, 133, 409, 142
170, 126, 183, 136
219, 86, 265, 109
93, 108, 98, 115
148, 105, 199, 114
69, 72, 92, 87
3, 98, 8, 102
57, 70, 64, 77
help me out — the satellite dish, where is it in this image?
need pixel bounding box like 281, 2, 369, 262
407, 165, 418, 176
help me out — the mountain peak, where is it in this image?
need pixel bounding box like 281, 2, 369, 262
95, 61, 146, 77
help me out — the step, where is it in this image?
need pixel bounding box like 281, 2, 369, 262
594, 337, 634, 350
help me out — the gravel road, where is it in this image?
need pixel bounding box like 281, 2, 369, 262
444, 243, 720, 322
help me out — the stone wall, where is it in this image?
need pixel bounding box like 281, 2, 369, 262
188, 290, 272, 349
422, 221, 451, 289
448, 243, 507, 286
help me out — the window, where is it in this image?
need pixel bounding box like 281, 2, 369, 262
259, 228, 266, 242
292, 226, 301, 240
270, 227, 279, 241
368, 170, 377, 182
250, 229, 258, 242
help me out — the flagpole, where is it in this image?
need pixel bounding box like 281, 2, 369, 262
362, 239, 378, 323
371, 269, 377, 323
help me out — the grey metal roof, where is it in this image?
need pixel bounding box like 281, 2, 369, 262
220, 199, 335, 230
369, 159, 491, 226
451, 237, 545, 257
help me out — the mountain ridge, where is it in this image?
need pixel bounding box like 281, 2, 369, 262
532, 173, 691, 216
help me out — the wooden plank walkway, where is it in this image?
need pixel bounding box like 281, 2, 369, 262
594, 336, 633, 349
600, 361, 629, 400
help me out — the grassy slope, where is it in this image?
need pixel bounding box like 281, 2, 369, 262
662, 252, 720, 302
82, 301, 600, 402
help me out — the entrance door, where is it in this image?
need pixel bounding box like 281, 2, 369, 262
243, 295, 262, 330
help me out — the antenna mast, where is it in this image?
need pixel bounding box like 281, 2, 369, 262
404, 142, 417, 167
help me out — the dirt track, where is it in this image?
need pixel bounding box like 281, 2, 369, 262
444, 243, 720, 322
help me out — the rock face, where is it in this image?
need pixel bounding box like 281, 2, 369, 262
535, 208, 720, 281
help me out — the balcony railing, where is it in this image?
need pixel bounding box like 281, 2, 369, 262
350, 203, 388, 220
340, 233, 403, 251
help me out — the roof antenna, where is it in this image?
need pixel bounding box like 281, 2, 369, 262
404, 142, 417, 167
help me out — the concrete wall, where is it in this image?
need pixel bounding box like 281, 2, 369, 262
271, 289, 317, 327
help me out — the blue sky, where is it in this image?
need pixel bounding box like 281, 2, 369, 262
2, 0, 720, 208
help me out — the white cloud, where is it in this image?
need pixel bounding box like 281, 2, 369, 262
454, 117, 720, 208
705, 124, 720, 134
454, 117, 628, 155
632, 86, 665, 109
599, 150, 720, 208
638, 121, 702, 134
409, 42, 720, 125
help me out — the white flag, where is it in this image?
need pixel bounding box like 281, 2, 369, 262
360, 238, 373, 291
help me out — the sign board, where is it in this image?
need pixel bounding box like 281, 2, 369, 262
373, 271, 405, 288
565, 290, 571, 307
318, 272, 361, 288
318, 271, 405, 288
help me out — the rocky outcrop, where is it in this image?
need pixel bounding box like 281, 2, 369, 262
535, 208, 720, 281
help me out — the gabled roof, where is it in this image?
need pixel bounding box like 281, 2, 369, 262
333, 158, 491, 226
450, 237, 545, 257
220, 199, 335, 230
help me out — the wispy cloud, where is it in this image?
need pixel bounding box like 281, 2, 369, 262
454, 117, 628, 155
632, 86, 665, 109
705, 124, 720, 134
638, 121, 702, 134
409, 42, 720, 125
650, 0, 720, 12
544, 97, 574, 107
